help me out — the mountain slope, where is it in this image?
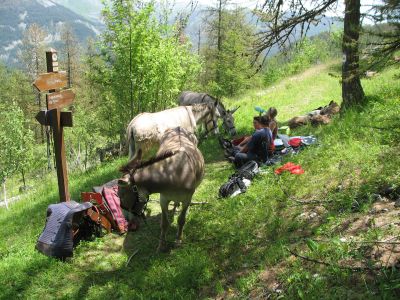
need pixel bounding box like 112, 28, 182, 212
1, 62, 399, 299
0, 0, 103, 65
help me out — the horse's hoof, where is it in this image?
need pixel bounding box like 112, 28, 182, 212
157, 244, 169, 253
175, 239, 183, 247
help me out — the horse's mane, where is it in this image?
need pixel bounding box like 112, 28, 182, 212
191, 103, 210, 112
137, 150, 176, 170
119, 150, 176, 174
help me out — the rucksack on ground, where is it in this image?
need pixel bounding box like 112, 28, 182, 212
219, 176, 247, 198
36, 201, 95, 259
233, 160, 259, 180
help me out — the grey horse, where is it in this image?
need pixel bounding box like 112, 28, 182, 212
178, 91, 238, 136
119, 127, 204, 252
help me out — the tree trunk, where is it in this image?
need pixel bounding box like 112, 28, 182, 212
341, 0, 365, 110
216, 0, 224, 85
129, 25, 134, 120
77, 141, 81, 168
21, 169, 26, 188
3, 179, 8, 210
84, 143, 88, 171
197, 26, 201, 56
67, 51, 71, 88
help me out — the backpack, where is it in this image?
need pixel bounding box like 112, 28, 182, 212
219, 176, 247, 198
288, 137, 302, 148
36, 201, 94, 259
86, 179, 144, 233
233, 160, 259, 180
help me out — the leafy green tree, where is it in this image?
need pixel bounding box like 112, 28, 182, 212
0, 102, 35, 202
89, 0, 201, 145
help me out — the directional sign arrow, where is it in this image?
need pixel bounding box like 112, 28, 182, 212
33, 71, 68, 92
35, 110, 47, 126
46, 89, 75, 110
35, 110, 73, 127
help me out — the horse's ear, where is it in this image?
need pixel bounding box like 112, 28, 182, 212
230, 106, 240, 114
119, 149, 142, 173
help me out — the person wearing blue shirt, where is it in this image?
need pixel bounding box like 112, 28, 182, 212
232, 116, 271, 167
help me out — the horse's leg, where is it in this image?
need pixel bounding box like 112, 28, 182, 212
158, 193, 170, 253
170, 202, 179, 223
176, 196, 191, 246
213, 117, 220, 135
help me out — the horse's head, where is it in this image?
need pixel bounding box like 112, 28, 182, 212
217, 103, 239, 136
118, 150, 142, 210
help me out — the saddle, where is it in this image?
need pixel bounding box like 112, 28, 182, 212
36, 201, 94, 259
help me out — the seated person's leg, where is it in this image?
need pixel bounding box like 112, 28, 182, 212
232, 136, 246, 146
234, 151, 259, 167
234, 152, 249, 167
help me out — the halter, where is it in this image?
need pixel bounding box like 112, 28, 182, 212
222, 119, 236, 133
119, 172, 150, 221
216, 102, 236, 135
198, 107, 218, 141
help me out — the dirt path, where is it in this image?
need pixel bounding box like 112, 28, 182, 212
255, 61, 338, 97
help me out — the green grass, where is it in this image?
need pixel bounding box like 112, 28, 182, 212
1, 62, 400, 299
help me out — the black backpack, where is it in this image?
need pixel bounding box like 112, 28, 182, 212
233, 160, 259, 180
36, 201, 94, 259
219, 176, 247, 198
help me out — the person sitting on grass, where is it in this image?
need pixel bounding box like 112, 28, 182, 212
231, 106, 278, 145
265, 107, 278, 140
230, 116, 272, 167
264, 107, 278, 155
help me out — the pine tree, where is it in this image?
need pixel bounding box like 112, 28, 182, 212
18, 23, 48, 141
254, 0, 366, 109
202, 3, 257, 97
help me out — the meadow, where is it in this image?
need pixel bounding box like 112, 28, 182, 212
1, 61, 399, 299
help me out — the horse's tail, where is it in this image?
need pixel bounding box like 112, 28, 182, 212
127, 125, 135, 160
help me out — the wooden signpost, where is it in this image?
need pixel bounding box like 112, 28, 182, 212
46, 90, 75, 110
33, 48, 75, 202
33, 72, 68, 92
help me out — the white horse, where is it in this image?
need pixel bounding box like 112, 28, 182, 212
126, 103, 218, 160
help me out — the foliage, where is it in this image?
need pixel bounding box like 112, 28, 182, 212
1, 62, 399, 299
263, 32, 342, 86
18, 23, 48, 79
361, 0, 400, 68
201, 6, 259, 97
87, 0, 201, 143
0, 101, 34, 183
254, 0, 367, 108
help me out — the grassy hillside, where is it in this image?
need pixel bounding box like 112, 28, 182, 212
1, 62, 399, 299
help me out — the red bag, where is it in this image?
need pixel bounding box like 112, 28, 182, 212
275, 162, 304, 175
102, 186, 128, 234
288, 137, 302, 148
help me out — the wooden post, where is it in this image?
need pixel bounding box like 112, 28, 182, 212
48, 108, 70, 201
34, 48, 74, 202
